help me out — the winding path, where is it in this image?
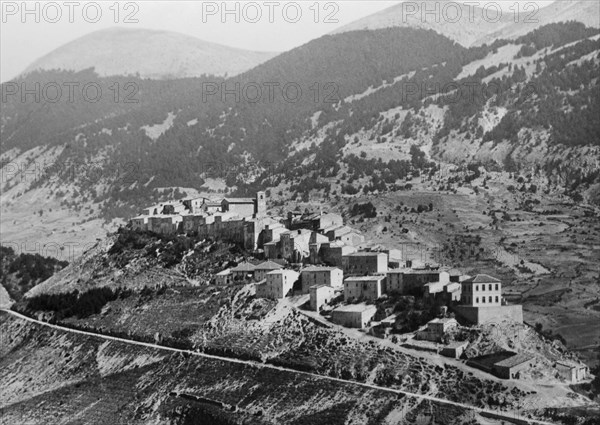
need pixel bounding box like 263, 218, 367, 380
0, 308, 555, 425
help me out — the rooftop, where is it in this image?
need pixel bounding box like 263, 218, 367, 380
215, 269, 231, 276
255, 261, 283, 270
445, 282, 461, 292
345, 251, 386, 257
463, 274, 501, 284
440, 267, 462, 275
302, 266, 341, 272
344, 275, 385, 282
386, 268, 440, 275
556, 360, 586, 369
445, 340, 469, 349
309, 284, 333, 290
282, 228, 313, 235
230, 262, 257, 272
429, 318, 458, 324
333, 303, 377, 313
223, 198, 255, 204
494, 354, 534, 368
328, 225, 356, 235
291, 212, 321, 222
266, 269, 298, 275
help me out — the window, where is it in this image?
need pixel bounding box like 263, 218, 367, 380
495, 284, 499, 291
496, 296, 499, 303
489, 296, 492, 303
482, 297, 485, 303
488, 284, 492, 291
476, 297, 479, 303
475, 285, 478, 291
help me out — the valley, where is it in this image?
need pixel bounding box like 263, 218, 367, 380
1, 1, 600, 423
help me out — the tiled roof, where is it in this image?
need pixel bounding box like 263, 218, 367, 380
463, 274, 501, 284
494, 354, 533, 368
429, 318, 457, 324
231, 262, 256, 272
333, 303, 377, 313
255, 261, 283, 270
344, 276, 385, 282
386, 268, 439, 274
302, 266, 340, 272
282, 229, 312, 236
223, 198, 255, 203
266, 269, 297, 275
309, 284, 333, 290
445, 341, 469, 348
444, 282, 461, 292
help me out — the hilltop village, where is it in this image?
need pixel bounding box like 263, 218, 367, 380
131, 192, 589, 382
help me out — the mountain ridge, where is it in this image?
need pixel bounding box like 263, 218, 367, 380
332, 0, 600, 47
22, 27, 279, 80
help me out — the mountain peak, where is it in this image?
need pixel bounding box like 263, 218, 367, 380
23, 27, 278, 79
332, 0, 600, 47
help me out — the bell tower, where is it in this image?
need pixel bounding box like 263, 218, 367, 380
256, 191, 266, 217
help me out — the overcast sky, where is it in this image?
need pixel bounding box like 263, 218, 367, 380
1, 1, 557, 82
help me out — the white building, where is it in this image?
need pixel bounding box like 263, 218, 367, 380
257, 269, 299, 299
344, 275, 385, 301
416, 318, 459, 342
214, 269, 232, 285
309, 285, 335, 311
555, 361, 589, 383
331, 304, 378, 328
460, 274, 502, 307
300, 266, 343, 293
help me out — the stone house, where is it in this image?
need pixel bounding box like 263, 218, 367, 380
214, 269, 232, 285
331, 304, 378, 328
256, 269, 299, 299
344, 275, 385, 301
300, 266, 343, 293
416, 318, 459, 342
230, 262, 256, 281
309, 284, 335, 311
342, 252, 388, 276
254, 261, 283, 281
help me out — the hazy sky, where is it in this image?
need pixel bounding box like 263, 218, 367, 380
1, 1, 557, 82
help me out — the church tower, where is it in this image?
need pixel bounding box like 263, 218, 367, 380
256, 191, 267, 217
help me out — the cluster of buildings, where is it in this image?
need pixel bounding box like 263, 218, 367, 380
131, 192, 272, 250
212, 246, 523, 329
129, 191, 523, 329
128, 190, 591, 383
130, 192, 367, 262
